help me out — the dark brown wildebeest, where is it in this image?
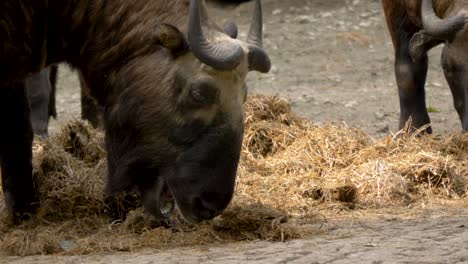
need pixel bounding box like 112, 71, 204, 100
0, 0, 270, 224
382, 0, 468, 133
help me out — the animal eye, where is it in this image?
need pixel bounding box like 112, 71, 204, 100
189, 87, 206, 104
189, 82, 219, 106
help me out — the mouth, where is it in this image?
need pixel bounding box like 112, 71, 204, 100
157, 181, 175, 218
158, 179, 200, 225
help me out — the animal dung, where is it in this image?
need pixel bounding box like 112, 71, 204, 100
0, 94, 467, 256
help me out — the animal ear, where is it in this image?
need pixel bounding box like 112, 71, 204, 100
409, 30, 443, 62
154, 24, 188, 55
223, 21, 238, 39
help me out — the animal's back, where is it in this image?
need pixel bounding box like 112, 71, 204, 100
382, 0, 456, 28
0, 0, 49, 84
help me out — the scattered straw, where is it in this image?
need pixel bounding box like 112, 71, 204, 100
0, 94, 466, 256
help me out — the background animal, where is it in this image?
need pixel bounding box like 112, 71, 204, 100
25, 66, 103, 137
382, 0, 468, 133
25, 66, 58, 137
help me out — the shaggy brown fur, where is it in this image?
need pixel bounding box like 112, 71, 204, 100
382, 0, 453, 38
1, 0, 191, 95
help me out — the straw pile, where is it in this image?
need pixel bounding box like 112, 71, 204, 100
0, 94, 467, 256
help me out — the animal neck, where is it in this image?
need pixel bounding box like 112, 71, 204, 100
396, 1, 455, 28
74, 0, 190, 67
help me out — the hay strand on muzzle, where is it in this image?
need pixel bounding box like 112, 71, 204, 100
0, 94, 467, 256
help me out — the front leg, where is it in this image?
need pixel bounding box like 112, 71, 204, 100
394, 29, 432, 133
25, 68, 52, 137
0, 82, 37, 223
79, 72, 103, 128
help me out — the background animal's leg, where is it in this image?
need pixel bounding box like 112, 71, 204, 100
0, 83, 37, 223
395, 32, 432, 132
441, 47, 468, 131
48, 65, 58, 119
384, 11, 432, 133
79, 72, 103, 128
25, 68, 52, 137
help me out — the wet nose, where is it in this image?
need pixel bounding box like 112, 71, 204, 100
193, 197, 219, 220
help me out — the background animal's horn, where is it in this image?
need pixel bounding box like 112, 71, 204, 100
247, 0, 271, 73
247, 0, 263, 47
188, 0, 243, 70
421, 0, 465, 40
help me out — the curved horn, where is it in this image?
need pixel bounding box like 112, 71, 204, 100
247, 0, 263, 47
188, 0, 243, 70
247, 0, 271, 73
421, 0, 465, 40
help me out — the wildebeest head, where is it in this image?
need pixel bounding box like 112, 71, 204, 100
411, 0, 468, 130
104, 0, 270, 224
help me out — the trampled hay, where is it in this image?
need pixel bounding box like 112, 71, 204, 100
0, 94, 466, 255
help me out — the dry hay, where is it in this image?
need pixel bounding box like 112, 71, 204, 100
0, 94, 467, 256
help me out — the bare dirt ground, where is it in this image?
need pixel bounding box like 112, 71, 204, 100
4, 0, 467, 263
4, 208, 468, 263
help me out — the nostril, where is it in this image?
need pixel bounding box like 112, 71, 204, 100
193, 197, 218, 220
